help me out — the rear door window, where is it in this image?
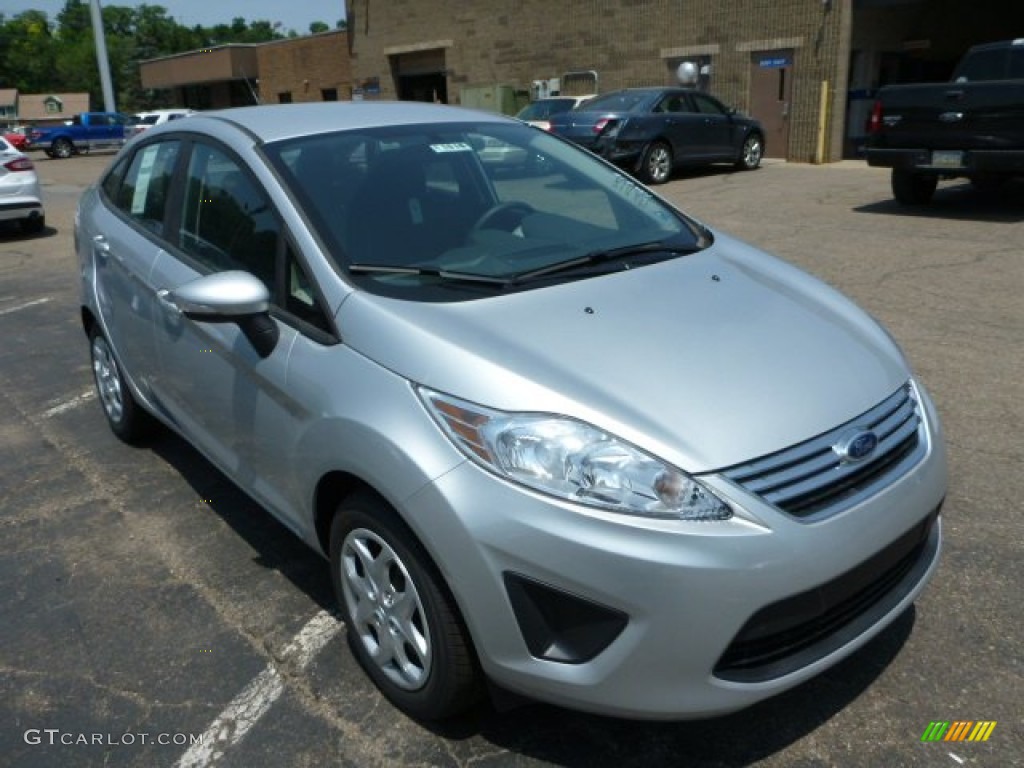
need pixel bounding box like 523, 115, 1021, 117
111, 140, 181, 236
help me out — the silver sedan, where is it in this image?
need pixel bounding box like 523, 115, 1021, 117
76, 101, 946, 720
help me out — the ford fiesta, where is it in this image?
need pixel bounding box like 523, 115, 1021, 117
76, 102, 946, 721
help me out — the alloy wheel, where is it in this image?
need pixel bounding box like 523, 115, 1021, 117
340, 527, 432, 691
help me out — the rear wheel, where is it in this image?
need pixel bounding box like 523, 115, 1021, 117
735, 133, 764, 171
639, 141, 673, 185
53, 138, 74, 159
330, 492, 481, 720
89, 327, 153, 443
19, 215, 44, 235
969, 173, 1007, 195
891, 169, 937, 205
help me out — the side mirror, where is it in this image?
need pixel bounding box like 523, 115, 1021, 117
167, 271, 279, 357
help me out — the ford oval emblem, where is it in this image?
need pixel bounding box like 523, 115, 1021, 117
834, 429, 879, 463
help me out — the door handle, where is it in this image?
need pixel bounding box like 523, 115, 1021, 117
945, 89, 965, 100
93, 234, 110, 258
156, 289, 181, 315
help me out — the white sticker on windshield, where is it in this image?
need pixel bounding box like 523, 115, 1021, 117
130, 146, 160, 215
430, 142, 473, 153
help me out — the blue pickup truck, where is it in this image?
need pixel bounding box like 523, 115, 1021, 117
29, 112, 133, 159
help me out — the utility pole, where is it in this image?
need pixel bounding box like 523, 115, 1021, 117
89, 0, 116, 112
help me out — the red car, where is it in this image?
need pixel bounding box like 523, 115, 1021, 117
3, 130, 30, 151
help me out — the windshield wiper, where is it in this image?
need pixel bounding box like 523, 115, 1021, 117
348, 263, 509, 286
510, 240, 703, 284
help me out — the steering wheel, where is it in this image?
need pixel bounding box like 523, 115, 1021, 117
471, 201, 535, 233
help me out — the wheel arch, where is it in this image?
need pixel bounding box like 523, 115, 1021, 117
81, 305, 97, 337
313, 470, 378, 556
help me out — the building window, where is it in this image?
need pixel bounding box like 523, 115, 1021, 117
278, 92, 293, 104
321, 88, 338, 101
44, 96, 63, 114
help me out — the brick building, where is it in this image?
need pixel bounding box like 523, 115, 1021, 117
139, 30, 350, 110
344, 0, 1024, 162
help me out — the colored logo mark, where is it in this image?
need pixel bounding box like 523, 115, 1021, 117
921, 721, 996, 742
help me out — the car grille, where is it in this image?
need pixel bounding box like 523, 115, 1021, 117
714, 508, 939, 682
721, 382, 925, 519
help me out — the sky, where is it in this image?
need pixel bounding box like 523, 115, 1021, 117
0, 1, 345, 34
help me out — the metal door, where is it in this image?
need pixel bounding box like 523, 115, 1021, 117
749, 51, 794, 159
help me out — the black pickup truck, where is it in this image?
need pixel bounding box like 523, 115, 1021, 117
866, 39, 1024, 204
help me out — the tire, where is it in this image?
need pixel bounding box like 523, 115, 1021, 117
89, 327, 154, 443
891, 169, 937, 205
969, 174, 1007, 195
53, 138, 74, 159
735, 133, 764, 171
330, 492, 481, 720
639, 141, 673, 185
19, 215, 45, 235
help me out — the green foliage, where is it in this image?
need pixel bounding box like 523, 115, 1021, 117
0, 0, 303, 113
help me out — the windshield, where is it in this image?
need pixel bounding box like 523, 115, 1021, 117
264, 120, 705, 301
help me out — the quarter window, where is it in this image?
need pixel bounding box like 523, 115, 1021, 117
177, 144, 280, 293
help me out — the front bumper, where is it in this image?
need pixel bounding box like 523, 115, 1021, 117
403, 384, 947, 719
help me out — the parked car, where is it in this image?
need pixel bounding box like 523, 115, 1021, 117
515, 95, 595, 131
866, 39, 1024, 204
3, 127, 31, 151
0, 136, 45, 234
548, 87, 765, 184
129, 108, 196, 138
77, 102, 946, 722
29, 111, 132, 159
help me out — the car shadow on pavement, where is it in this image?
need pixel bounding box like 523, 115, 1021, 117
441, 604, 915, 766
143, 427, 337, 612
855, 179, 1024, 223
0, 223, 57, 240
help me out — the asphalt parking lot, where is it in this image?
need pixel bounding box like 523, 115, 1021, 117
1, 151, 1021, 768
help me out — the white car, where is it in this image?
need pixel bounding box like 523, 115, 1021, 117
515, 95, 595, 131
0, 136, 44, 234
129, 108, 196, 138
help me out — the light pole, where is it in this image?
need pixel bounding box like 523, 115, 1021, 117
89, 0, 116, 112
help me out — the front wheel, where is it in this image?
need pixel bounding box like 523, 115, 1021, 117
52, 138, 74, 159
330, 492, 481, 720
89, 327, 154, 443
639, 141, 673, 185
735, 133, 764, 171
891, 169, 937, 205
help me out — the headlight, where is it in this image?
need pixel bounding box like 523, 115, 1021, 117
419, 388, 731, 521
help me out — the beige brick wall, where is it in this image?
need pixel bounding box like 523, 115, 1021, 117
346, 0, 851, 161
257, 30, 353, 104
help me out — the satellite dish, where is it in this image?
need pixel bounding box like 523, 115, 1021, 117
676, 61, 699, 86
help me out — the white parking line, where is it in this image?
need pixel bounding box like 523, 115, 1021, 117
176, 610, 342, 768
41, 389, 96, 419
0, 297, 53, 316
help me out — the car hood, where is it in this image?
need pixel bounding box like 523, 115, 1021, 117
337, 232, 911, 473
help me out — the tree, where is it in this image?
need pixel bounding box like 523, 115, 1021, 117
310, 21, 329, 34
1, 11, 57, 94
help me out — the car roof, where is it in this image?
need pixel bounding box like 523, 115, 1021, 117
191, 101, 511, 144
